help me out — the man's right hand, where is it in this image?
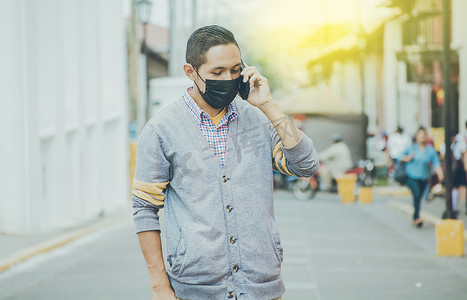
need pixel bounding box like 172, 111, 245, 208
137, 231, 177, 300
152, 285, 176, 300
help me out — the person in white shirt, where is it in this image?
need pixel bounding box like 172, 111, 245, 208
440, 125, 467, 216
452, 122, 467, 215
319, 133, 353, 191
387, 126, 412, 162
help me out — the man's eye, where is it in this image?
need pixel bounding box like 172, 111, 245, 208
232, 69, 240, 74
212, 72, 222, 75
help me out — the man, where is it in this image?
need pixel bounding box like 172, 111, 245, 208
455, 121, 467, 214
450, 131, 466, 216
318, 133, 353, 191
387, 126, 412, 184
132, 25, 319, 300
387, 126, 411, 163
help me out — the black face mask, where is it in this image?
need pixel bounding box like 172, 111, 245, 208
194, 70, 241, 109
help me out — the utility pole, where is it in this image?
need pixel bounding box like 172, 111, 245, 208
442, 0, 454, 219
192, 0, 197, 30
128, 0, 139, 128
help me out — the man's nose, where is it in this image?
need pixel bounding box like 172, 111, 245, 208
221, 72, 236, 80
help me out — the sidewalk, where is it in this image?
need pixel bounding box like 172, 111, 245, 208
1, 185, 465, 275
276, 189, 467, 300
1, 186, 465, 275
1, 189, 467, 299
0, 208, 131, 273
374, 184, 467, 239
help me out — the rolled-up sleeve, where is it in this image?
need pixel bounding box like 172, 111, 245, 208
132, 123, 170, 234
270, 124, 319, 178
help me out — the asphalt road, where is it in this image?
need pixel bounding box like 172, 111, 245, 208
1, 190, 467, 300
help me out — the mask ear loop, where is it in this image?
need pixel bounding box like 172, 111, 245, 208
192, 67, 206, 94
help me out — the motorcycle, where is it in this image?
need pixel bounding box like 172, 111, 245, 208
273, 170, 319, 200
273, 170, 298, 191
291, 158, 376, 201
291, 172, 320, 200
356, 158, 376, 187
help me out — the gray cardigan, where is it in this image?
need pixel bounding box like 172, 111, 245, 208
132, 95, 319, 300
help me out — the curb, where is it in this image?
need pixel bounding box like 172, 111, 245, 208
373, 187, 411, 197
387, 200, 467, 240
0, 214, 129, 274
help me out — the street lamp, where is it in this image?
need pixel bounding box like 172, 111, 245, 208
135, 0, 152, 24
135, 0, 153, 122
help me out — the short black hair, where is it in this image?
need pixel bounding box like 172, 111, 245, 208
185, 25, 240, 70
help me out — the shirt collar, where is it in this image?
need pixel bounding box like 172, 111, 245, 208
183, 87, 237, 127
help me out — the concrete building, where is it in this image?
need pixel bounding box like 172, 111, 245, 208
452, 0, 467, 133
0, 0, 129, 234
307, 26, 385, 134
307, 0, 467, 142
168, 0, 235, 76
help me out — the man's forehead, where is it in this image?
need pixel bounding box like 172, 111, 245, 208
203, 44, 241, 68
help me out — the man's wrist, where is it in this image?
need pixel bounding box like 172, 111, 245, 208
151, 275, 171, 290
258, 98, 276, 113
150, 266, 170, 288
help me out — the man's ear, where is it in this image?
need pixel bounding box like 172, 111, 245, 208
183, 64, 196, 81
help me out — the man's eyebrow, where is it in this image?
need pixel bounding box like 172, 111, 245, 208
209, 66, 225, 71
208, 63, 242, 72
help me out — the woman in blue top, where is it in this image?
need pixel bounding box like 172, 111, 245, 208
402, 127, 444, 227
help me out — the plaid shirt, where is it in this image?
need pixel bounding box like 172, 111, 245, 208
183, 87, 237, 167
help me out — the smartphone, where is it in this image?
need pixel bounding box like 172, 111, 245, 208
238, 63, 250, 100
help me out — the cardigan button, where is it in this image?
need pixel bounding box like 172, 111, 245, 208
233, 265, 239, 273
230, 236, 237, 244
222, 175, 228, 182
227, 291, 235, 298
226, 205, 233, 213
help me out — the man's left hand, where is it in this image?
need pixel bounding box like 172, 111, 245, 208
240, 63, 273, 107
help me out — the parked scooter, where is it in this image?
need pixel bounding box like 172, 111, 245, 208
292, 170, 320, 200
273, 170, 299, 191
357, 158, 376, 187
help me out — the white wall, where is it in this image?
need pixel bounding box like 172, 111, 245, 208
328, 60, 362, 114
383, 19, 403, 133
327, 54, 381, 134
341, 60, 362, 111
393, 58, 420, 136
0, 0, 128, 234
363, 53, 380, 133
453, 0, 467, 132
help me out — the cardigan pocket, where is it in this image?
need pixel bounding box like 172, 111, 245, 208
167, 227, 187, 275
167, 227, 228, 285
269, 217, 284, 264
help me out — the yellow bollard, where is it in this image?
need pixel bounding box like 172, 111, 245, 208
336, 174, 357, 204
358, 187, 373, 204
129, 142, 138, 197
435, 220, 464, 257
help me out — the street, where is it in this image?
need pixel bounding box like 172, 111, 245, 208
1, 191, 467, 300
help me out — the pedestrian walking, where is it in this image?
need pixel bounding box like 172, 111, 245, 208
387, 126, 412, 182
456, 121, 467, 214
131, 25, 319, 300
401, 127, 444, 228
387, 126, 411, 163
450, 130, 467, 217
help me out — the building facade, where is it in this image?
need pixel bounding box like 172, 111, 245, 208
0, 0, 129, 234
307, 0, 466, 141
